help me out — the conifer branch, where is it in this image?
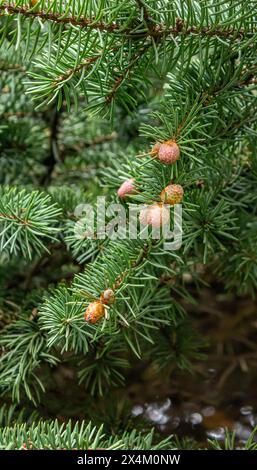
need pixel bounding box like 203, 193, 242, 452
0, 3, 119, 32
0, 188, 62, 258
52, 54, 101, 86
0, 62, 26, 73
0, 420, 173, 450
134, 0, 155, 32
0, 3, 255, 40
106, 44, 150, 104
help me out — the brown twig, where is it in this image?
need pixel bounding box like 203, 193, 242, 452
134, 0, 155, 32
0, 4, 254, 40
0, 61, 26, 73
40, 104, 63, 185
105, 44, 150, 104
0, 4, 119, 32
53, 54, 101, 86
83, 131, 118, 147
0, 212, 30, 225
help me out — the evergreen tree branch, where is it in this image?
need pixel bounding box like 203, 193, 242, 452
0, 61, 26, 73
0, 2, 256, 40
0, 419, 174, 450
0, 187, 62, 258
0, 3, 119, 32
0, 317, 59, 403
134, 0, 155, 32
105, 44, 151, 104
52, 53, 102, 87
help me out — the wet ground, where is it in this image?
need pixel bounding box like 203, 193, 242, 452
129, 366, 257, 447
49, 358, 257, 447
126, 282, 257, 447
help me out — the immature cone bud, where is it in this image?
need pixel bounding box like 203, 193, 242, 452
139, 203, 170, 228
84, 301, 105, 324
160, 184, 184, 205
158, 141, 180, 165
117, 178, 135, 199
100, 288, 115, 305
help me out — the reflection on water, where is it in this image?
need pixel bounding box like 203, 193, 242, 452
131, 397, 257, 445
129, 361, 257, 446
127, 286, 257, 446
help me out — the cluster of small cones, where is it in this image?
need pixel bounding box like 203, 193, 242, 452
85, 140, 184, 323
117, 140, 183, 228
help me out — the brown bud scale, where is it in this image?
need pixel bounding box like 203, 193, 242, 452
84, 301, 105, 324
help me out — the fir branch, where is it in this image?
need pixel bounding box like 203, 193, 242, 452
106, 44, 150, 104
72, 240, 153, 304
52, 53, 101, 87
0, 3, 119, 32
0, 317, 59, 403
160, 18, 255, 41
0, 420, 174, 450
0, 2, 255, 40
134, 0, 155, 32
84, 131, 118, 147
0, 187, 62, 258
0, 61, 26, 73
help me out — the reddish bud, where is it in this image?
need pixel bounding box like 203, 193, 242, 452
160, 184, 184, 205
158, 141, 180, 165
117, 178, 135, 199
84, 301, 105, 324
139, 203, 170, 228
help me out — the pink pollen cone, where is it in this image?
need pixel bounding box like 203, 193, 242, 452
117, 178, 135, 199
139, 203, 170, 228
158, 141, 180, 165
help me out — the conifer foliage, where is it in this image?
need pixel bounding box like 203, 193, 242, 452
0, 0, 257, 449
